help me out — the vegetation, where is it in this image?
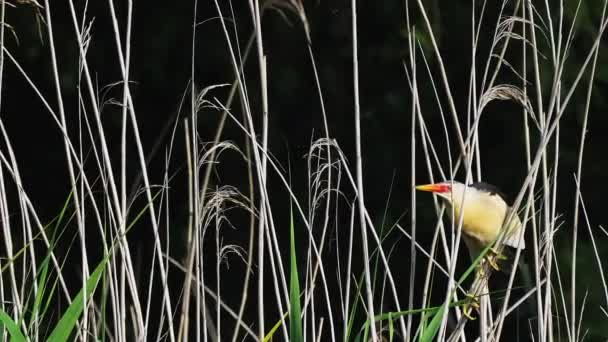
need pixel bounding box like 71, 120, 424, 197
0, 0, 607, 340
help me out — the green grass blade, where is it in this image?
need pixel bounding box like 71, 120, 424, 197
0, 309, 27, 341
46, 257, 108, 342
263, 312, 288, 342
288, 207, 304, 342
354, 298, 475, 341
418, 302, 446, 342
344, 272, 364, 341
31, 254, 51, 321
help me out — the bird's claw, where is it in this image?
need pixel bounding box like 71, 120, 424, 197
486, 256, 501, 271
463, 307, 477, 320
465, 293, 480, 307
485, 247, 508, 271
463, 294, 480, 320
490, 247, 508, 260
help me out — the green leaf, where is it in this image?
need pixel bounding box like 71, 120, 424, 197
46, 257, 107, 342
31, 254, 51, 323
288, 207, 304, 342
263, 312, 288, 342
0, 309, 27, 341
418, 303, 446, 342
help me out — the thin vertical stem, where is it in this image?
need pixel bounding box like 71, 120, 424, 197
351, 0, 377, 340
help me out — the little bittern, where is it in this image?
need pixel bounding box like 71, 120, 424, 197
416, 181, 526, 319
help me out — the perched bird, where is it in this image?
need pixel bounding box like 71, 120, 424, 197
417, 181, 530, 323
416, 181, 525, 264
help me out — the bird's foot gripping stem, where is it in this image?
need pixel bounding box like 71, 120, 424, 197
485, 247, 508, 271
463, 293, 480, 320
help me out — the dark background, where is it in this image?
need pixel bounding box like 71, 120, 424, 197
3, 0, 608, 340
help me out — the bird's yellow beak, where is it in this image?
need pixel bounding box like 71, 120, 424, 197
415, 183, 450, 193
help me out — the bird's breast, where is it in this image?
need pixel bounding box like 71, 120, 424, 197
451, 201, 506, 245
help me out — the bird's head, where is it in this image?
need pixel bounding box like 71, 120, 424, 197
415, 181, 506, 215
415, 180, 525, 250
415, 180, 512, 225
415, 181, 468, 206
